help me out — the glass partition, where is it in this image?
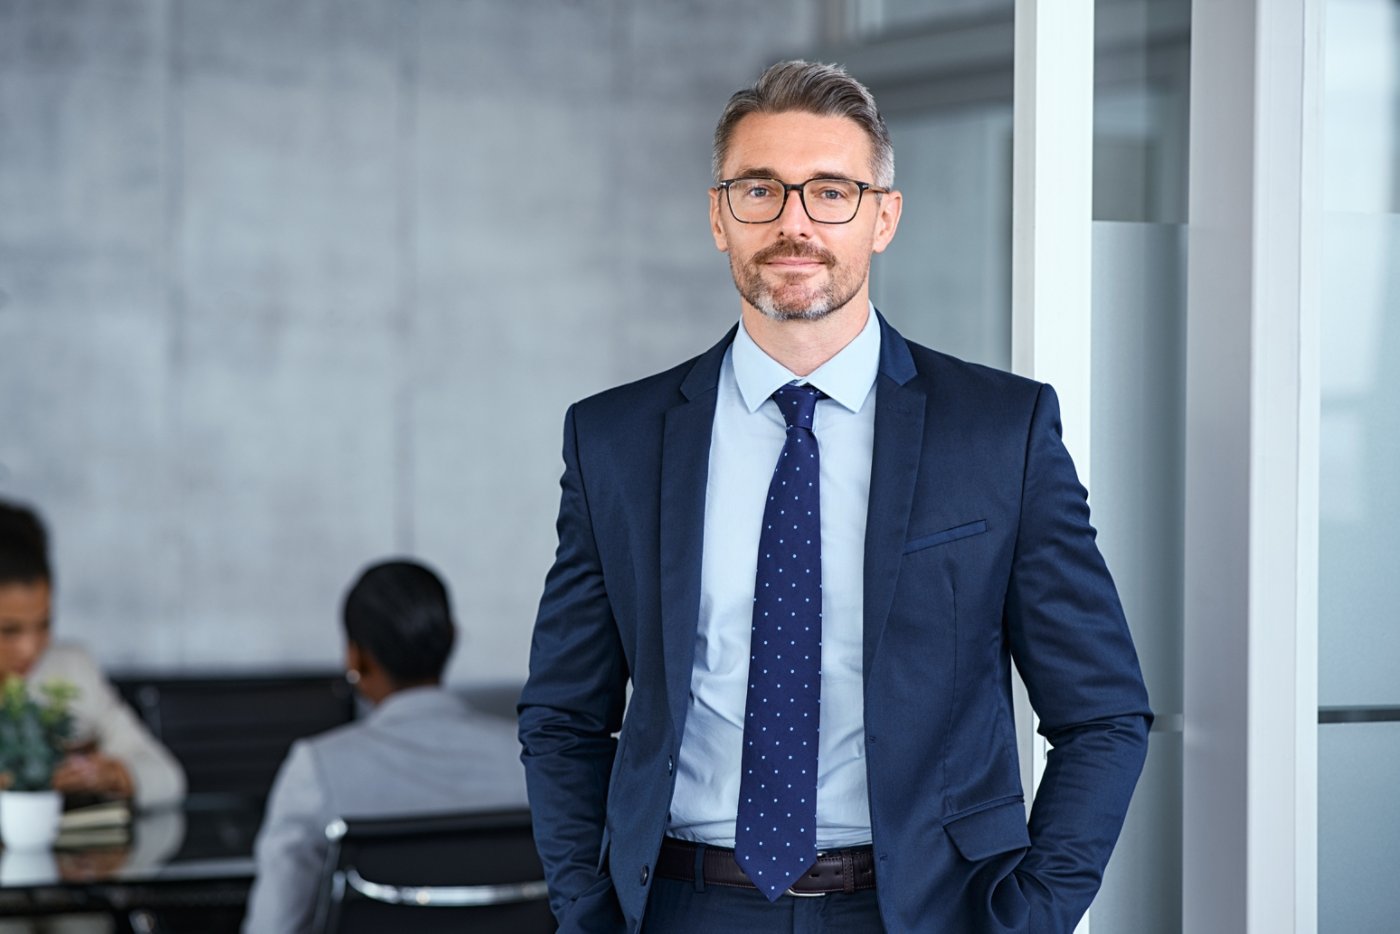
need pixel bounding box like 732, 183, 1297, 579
872, 106, 1013, 368
1089, 2, 1189, 931
1318, 1, 1400, 929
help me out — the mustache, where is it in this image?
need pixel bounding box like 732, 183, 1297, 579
752, 241, 836, 266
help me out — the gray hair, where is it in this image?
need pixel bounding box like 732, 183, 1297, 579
712, 60, 894, 188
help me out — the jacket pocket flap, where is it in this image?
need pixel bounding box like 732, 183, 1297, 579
904, 519, 988, 554
943, 800, 1030, 861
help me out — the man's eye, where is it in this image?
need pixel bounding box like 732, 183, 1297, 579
813, 185, 850, 201
742, 184, 778, 199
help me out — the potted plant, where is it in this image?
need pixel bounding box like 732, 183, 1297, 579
0, 675, 77, 850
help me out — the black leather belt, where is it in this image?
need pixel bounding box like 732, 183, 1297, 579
655, 837, 876, 896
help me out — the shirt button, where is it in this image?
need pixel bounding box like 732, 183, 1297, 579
640, 865, 650, 886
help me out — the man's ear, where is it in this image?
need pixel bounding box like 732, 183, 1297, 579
710, 187, 730, 253
871, 189, 903, 254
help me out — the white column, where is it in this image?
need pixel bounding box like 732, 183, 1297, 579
1012, 0, 1095, 453
1010, 4, 1095, 931
1183, 2, 1321, 931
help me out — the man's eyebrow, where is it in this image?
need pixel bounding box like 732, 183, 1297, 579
727, 167, 858, 182
729, 166, 780, 180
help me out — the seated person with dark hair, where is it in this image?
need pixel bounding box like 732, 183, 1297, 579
243, 559, 528, 934
0, 500, 185, 807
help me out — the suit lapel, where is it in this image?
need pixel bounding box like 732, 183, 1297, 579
863, 315, 925, 677
659, 326, 734, 736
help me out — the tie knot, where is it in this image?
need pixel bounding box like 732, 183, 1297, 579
772, 382, 823, 430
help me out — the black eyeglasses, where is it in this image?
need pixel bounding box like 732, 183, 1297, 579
715, 176, 889, 225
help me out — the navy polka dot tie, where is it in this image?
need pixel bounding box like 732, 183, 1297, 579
735, 382, 825, 901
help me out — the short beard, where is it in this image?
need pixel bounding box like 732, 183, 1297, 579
731, 241, 866, 322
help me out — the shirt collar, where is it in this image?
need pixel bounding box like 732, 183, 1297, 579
732, 302, 882, 414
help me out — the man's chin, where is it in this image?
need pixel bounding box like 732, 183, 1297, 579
749, 284, 838, 321
755, 301, 836, 322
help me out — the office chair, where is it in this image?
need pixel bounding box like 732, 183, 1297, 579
113, 670, 357, 802
310, 807, 556, 934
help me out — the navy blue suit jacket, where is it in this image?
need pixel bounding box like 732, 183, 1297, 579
519, 314, 1152, 933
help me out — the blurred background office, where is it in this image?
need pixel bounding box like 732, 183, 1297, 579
0, 1, 1395, 932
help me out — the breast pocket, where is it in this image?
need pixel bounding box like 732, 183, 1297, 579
903, 519, 988, 555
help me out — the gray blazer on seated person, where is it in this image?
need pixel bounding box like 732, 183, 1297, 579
242, 685, 528, 934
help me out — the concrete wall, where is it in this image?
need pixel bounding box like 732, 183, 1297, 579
0, 0, 819, 684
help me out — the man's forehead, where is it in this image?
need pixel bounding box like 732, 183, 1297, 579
723, 111, 874, 179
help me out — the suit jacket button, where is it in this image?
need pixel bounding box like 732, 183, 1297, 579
667, 755, 674, 774
640, 865, 650, 886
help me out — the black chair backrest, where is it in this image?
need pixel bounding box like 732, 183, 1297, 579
454, 682, 524, 724
312, 807, 556, 934
112, 671, 357, 801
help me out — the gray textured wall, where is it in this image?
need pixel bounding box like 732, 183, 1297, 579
0, 0, 819, 683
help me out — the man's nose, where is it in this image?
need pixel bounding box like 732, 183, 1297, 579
775, 186, 815, 238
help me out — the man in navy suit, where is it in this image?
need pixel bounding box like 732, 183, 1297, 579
519, 60, 1151, 933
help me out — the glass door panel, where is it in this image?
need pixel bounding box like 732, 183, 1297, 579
1318, 1, 1400, 930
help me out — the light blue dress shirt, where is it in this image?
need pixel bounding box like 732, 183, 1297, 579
669, 307, 880, 849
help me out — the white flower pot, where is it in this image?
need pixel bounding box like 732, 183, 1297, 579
0, 790, 62, 850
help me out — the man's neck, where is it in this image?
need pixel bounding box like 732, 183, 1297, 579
740, 294, 871, 377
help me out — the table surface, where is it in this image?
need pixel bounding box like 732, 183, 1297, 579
0, 795, 263, 914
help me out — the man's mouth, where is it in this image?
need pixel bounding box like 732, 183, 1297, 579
756, 245, 834, 271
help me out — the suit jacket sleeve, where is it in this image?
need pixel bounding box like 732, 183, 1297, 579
243, 741, 329, 934
518, 404, 630, 926
1005, 383, 1153, 930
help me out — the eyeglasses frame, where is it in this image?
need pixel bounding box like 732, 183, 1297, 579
714, 175, 891, 225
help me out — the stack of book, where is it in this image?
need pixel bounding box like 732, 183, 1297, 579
55, 799, 132, 850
